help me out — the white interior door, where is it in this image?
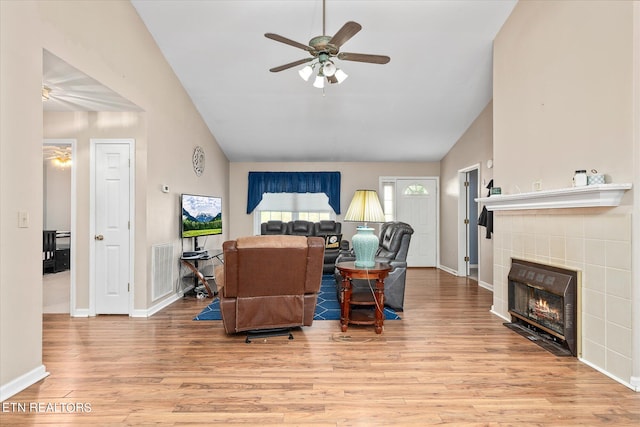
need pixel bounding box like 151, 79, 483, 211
93, 141, 131, 314
395, 178, 437, 267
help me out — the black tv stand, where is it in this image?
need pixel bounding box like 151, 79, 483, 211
180, 249, 223, 298
182, 251, 206, 258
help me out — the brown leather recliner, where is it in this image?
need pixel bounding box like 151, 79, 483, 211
217, 235, 324, 334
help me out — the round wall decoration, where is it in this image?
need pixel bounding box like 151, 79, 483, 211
192, 146, 205, 176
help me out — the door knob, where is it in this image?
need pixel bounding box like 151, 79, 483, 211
95, 234, 104, 241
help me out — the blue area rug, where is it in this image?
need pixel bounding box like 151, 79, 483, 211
194, 275, 400, 321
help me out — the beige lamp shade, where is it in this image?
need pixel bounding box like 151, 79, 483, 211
344, 190, 385, 224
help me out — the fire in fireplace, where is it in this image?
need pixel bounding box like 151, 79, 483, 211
507, 258, 579, 356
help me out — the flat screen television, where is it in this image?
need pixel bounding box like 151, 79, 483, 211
180, 193, 222, 238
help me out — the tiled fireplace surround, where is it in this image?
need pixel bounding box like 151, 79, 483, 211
491, 209, 633, 385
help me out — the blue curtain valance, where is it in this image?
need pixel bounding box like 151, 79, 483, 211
247, 171, 341, 214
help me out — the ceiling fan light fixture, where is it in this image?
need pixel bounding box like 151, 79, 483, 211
322, 60, 336, 77
265, 0, 389, 89
313, 73, 325, 89
42, 85, 51, 101
334, 69, 349, 84
53, 156, 72, 168
298, 64, 314, 81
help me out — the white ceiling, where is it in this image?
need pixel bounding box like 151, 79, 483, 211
44, 1, 517, 163
43, 50, 141, 112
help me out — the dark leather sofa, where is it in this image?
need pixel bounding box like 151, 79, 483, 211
334, 222, 414, 311
261, 220, 347, 274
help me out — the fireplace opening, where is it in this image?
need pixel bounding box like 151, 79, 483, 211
506, 258, 579, 357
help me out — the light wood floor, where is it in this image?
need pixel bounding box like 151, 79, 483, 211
3, 268, 639, 426
42, 270, 70, 314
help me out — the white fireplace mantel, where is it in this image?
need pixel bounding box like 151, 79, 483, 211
475, 183, 632, 211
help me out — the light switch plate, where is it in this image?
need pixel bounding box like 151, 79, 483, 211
18, 211, 29, 228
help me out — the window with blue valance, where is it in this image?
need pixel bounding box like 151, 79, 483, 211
247, 171, 341, 214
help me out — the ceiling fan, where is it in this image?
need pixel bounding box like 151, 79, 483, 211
265, 0, 390, 88
43, 145, 72, 167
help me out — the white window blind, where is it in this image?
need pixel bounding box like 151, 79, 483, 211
253, 192, 334, 234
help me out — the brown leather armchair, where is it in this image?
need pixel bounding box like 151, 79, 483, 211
217, 235, 324, 334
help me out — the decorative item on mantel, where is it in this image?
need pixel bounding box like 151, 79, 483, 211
344, 189, 386, 268
587, 169, 606, 185
573, 170, 588, 187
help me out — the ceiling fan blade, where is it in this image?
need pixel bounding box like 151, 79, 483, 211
337, 52, 390, 64
329, 21, 362, 48
269, 58, 313, 73
265, 33, 313, 52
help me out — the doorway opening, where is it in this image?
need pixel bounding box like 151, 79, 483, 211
42, 139, 77, 314
457, 165, 480, 280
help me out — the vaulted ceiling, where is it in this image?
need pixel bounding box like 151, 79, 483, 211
43, 1, 518, 163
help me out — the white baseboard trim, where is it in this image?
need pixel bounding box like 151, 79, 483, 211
131, 292, 184, 318
0, 365, 49, 401
438, 265, 458, 276
579, 358, 638, 392
478, 280, 493, 291
71, 309, 90, 317
437, 266, 492, 293
71, 292, 185, 318
490, 306, 511, 322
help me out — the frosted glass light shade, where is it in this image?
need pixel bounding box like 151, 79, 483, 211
323, 61, 336, 77
298, 65, 313, 81
313, 75, 325, 88
334, 69, 348, 84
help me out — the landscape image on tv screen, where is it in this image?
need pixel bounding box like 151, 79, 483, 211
181, 194, 222, 238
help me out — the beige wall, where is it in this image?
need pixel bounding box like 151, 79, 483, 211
229, 162, 440, 241
1, 1, 228, 396
0, 1, 45, 395
494, 0, 634, 195
440, 101, 494, 285
493, 0, 638, 388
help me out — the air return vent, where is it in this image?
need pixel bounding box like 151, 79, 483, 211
152, 243, 174, 301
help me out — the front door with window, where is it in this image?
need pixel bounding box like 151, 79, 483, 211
395, 179, 437, 267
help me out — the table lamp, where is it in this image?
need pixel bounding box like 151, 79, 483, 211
344, 189, 386, 268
